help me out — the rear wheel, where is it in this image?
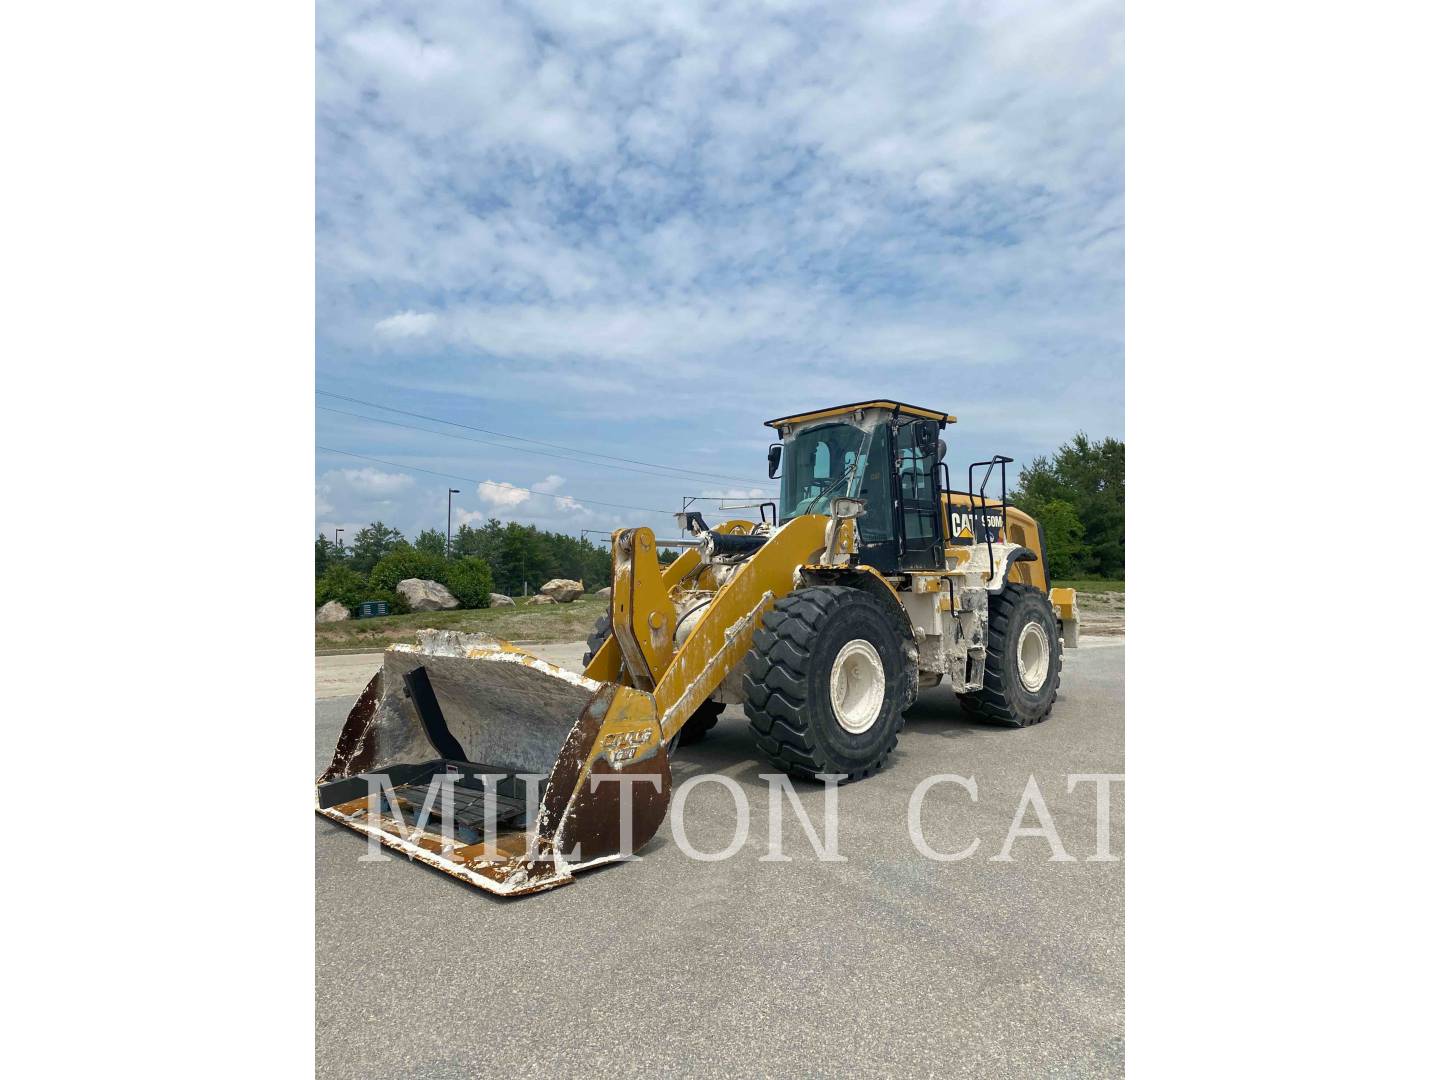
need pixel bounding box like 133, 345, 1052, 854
960, 583, 1061, 726
743, 585, 907, 782
583, 612, 723, 746
582, 615, 611, 668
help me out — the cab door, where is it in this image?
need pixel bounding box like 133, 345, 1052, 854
896, 419, 945, 571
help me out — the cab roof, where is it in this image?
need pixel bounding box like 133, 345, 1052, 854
765, 399, 957, 429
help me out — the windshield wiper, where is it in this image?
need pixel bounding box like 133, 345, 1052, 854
795, 463, 856, 517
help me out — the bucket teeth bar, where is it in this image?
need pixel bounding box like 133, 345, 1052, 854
316, 630, 672, 895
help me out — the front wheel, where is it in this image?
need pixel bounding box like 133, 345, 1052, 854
743, 585, 907, 782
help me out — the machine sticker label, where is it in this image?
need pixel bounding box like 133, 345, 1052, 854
601, 729, 653, 765
949, 509, 1004, 543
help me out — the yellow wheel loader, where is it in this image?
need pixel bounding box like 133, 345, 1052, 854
317, 400, 1081, 895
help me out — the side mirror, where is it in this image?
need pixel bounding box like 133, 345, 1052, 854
767, 443, 783, 479
936, 438, 947, 463
830, 497, 866, 520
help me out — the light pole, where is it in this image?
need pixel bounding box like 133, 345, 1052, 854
446, 488, 461, 557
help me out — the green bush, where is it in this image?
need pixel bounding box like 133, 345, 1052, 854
444, 556, 495, 609
369, 548, 449, 595
316, 564, 368, 610
1031, 499, 1085, 580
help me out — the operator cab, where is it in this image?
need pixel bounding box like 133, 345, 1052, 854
765, 400, 955, 574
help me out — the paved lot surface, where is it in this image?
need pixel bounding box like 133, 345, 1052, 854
316, 640, 1124, 1078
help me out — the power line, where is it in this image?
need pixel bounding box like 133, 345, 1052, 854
316, 445, 678, 517
317, 389, 775, 488
318, 405, 749, 486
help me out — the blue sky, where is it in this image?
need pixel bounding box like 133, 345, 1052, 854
316, 0, 1123, 543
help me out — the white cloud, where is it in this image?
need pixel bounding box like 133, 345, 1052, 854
344, 25, 459, 83
475, 480, 530, 508
532, 474, 566, 493
338, 467, 413, 495
316, 468, 414, 517
453, 507, 491, 527
374, 310, 437, 338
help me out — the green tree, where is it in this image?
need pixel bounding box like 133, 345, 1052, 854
315, 533, 340, 578
348, 521, 406, 575
369, 544, 449, 594
415, 528, 447, 558
316, 517, 612, 600
441, 518, 612, 592
445, 556, 495, 608
451, 521, 487, 559
315, 564, 367, 610
491, 522, 544, 595
1014, 433, 1124, 579
1030, 500, 1084, 579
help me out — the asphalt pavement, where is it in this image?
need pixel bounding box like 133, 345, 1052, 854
316, 639, 1124, 1078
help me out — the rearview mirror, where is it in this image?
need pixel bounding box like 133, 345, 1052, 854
831, 497, 866, 520
767, 443, 783, 479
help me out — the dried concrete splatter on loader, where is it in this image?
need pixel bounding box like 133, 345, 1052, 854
316, 400, 1080, 895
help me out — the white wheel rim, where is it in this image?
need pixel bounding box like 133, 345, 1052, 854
1017, 622, 1050, 693
830, 639, 886, 734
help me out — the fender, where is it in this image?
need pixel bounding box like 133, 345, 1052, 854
989, 546, 1038, 592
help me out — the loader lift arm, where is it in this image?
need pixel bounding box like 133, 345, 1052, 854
599, 517, 831, 746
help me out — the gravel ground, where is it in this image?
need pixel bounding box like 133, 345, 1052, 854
1076, 591, 1125, 636
315, 637, 1124, 1077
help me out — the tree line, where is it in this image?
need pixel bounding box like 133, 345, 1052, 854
1011, 432, 1124, 580
315, 518, 617, 613
314, 431, 1122, 613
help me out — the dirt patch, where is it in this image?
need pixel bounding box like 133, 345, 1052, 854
1077, 589, 1125, 636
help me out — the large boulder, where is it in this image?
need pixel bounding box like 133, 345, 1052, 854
539, 578, 584, 603
489, 593, 515, 607
316, 600, 350, 623
526, 593, 556, 605
397, 578, 459, 612
595, 586, 612, 600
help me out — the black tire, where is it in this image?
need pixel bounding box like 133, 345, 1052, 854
582, 613, 611, 668
676, 699, 724, 745
583, 612, 724, 746
743, 585, 907, 782
960, 583, 1061, 727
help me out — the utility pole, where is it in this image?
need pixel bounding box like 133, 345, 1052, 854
334, 527, 343, 554
446, 488, 461, 557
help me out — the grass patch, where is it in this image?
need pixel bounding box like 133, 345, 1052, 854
1053, 579, 1125, 593
318, 582, 1124, 653
317, 594, 608, 653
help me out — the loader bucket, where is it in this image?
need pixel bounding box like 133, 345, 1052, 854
316, 631, 672, 896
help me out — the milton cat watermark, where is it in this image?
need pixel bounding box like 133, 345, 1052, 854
348, 770, 1123, 866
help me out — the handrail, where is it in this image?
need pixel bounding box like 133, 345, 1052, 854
966, 455, 1015, 580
